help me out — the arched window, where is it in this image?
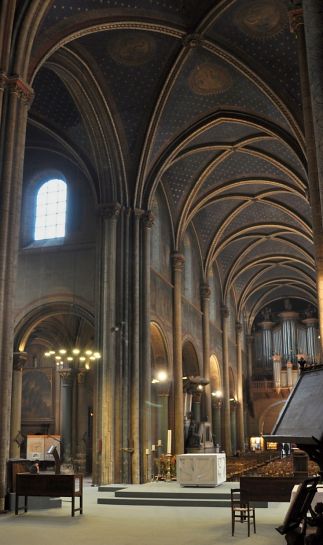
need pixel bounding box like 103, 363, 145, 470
34, 179, 67, 240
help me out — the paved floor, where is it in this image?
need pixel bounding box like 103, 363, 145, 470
0, 480, 290, 545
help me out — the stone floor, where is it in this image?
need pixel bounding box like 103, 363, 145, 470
0, 479, 290, 545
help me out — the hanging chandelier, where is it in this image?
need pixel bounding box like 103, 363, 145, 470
44, 348, 101, 370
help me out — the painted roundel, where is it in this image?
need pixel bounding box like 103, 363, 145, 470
234, 0, 287, 39
188, 63, 232, 96
108, 32, 155, 66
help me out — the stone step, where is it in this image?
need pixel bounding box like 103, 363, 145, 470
97, 496, 232, 507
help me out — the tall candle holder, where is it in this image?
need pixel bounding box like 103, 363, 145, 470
165, 453, 172, 482
145, 449, 150, 482
156, 441, 163, 480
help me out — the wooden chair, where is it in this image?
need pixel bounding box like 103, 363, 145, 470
231, 488, 256, 537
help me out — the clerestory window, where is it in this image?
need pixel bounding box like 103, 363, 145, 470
34, 178, 67, 240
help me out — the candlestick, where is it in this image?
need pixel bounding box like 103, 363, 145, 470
167, 429, 172, 454
157, 439, 162, 446
151, 444, 156, 452
145, 448, 150, 455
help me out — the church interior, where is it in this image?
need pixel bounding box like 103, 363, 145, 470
1, 0, 323, 539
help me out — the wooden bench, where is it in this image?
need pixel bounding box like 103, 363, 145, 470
240, 476, 304, 503
15, 473, 83, 516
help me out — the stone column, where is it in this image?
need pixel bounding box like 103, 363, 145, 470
75, 370, 88, 473
131, 209, 143, 483
191, 390, 202, 423
59, 369, 73, 462
201, 284, 212, 426
172, 253, 185, 454
221, 305, 232, 456
236, 322, 245, 452
286, 361, 293, 389
96, 203, 120, 484
10, 352, 27, 458
246, 334, 254, 380
289, 6, 323, 354
272, 354, 282, 391
303, 0, 323, 212
0, 76, 33, 510
212, 398, 222, 448
141, 211, 153, 481
230, 400, 237, 455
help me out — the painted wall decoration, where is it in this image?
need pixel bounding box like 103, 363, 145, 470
234, 0, 287, 39
108, 32, 156, 66
188, 62, 232, 96
22, 368, 53, 422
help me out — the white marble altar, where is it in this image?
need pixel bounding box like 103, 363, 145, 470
176, 453, 226, 487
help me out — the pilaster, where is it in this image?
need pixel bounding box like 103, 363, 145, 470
172, 252, 185, 454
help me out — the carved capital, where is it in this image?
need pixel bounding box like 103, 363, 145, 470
246, 334, 254, 345
221, 305, 229, 319
77, 369, 87, 384
6, 75, 34, 105
58, 368, 73, 383
289, 7, 303, 34
98, 202, 121, 219
142, 210, 154, 228
200, 283, 211, 300
0, 72, 6, 91
171, 252, 185, 272
13, 351, 28, 371
236, 321, 242, 333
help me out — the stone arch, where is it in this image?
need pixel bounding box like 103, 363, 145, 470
150, 322, 170, 450
182, 339, 200, 377
210, 354, 222, 393
13, 301, 96, 472
259, 401, 286, 435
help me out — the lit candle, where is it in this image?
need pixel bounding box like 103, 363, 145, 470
157, 439, 162, 446
167, 429, 172, 454
151, 444, 156, 452
145, 448, 150, 455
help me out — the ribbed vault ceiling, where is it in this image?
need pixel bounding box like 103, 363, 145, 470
25, 0, 315, 323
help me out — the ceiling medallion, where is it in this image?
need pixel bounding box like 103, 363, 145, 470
108, 32, 155, 66
234, 0, 287, 40
188, 63, 232, 96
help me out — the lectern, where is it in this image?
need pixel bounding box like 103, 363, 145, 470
47, 445, 60, 475
265, 365, 323, 544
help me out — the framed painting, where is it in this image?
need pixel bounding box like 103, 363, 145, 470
22, 367, 54, 423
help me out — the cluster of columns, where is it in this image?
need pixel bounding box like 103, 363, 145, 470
0, 74, 33, 510
289, 1, 323, 356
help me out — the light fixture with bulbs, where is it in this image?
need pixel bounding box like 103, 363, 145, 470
44, 348, 101, 371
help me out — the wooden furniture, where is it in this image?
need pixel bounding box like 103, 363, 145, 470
240, 476, 304, 503
231, 488, 256, 537
15, 473, 83, 516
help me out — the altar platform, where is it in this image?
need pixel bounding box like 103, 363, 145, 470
97, 480, 269, 508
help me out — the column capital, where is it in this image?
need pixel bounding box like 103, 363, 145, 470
58, 368, 73, 383
77, 369, 87, 384
6, 75, 34, 105
221, 305, 229, 319
171, 252, 185, 272
235, 321, 242, 334
288, 6, 304, 34
98, 202, 121, 219
142, 210, 154, 228
13, 351, 28, 371
200, 283, 211, 300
